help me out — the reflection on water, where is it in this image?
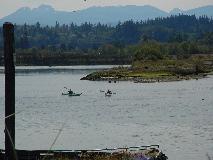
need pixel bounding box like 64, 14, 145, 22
0, 66, 213, 160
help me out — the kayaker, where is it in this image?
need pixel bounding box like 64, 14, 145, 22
107, 90, 112, 94
68, 89, 73, 94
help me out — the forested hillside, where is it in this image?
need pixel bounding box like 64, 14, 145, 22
0, 15, 213, 65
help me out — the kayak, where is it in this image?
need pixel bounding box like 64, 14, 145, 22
105, 93, 112, 97
62, 93, 82, 96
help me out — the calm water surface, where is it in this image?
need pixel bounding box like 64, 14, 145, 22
0, 66, 213, 160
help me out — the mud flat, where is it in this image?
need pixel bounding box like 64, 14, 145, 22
81, 59, 213, 83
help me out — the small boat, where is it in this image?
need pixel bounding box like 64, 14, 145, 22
62, 88, 82, 96
105, 93, 112, 97
62, 92, 82, 96
68, 93, 82, 96
105, 90, 112, 97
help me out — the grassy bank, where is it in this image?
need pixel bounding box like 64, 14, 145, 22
81, 56, 213, 82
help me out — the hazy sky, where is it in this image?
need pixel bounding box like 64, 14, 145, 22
0, 0, 213, 18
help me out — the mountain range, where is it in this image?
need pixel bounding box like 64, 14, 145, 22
0, 4, 213, 26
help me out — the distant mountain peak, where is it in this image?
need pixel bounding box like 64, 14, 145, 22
170, 8, 183, 14
0, 4, 213, 26
17, 7, 31, 12
33, 4, 55, 11
192, 5, 213, 10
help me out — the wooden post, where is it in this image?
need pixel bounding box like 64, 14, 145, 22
3, 22, 16, 160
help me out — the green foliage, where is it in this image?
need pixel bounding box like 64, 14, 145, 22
100, 44, 119, 56
0, 15, 213, 66
203, 32, 213, 45
113, 20, 140, 44
0, 15, 213, 51
132, 40, 211, 61
134, 42, 165, 60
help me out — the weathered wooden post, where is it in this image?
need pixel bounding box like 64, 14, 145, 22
3, 22, 17, 160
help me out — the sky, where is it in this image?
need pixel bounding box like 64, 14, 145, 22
0, 0, 213, 18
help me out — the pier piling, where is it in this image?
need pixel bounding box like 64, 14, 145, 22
4, 22, 16, 160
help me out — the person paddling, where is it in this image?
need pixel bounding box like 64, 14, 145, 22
107, 89, 112, 94
68, 89, 73, 94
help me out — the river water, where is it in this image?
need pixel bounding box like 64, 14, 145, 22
0, 66, 213, 160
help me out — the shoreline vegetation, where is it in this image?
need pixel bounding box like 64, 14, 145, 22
0, 14, 212, 83
81, 56, 213, 83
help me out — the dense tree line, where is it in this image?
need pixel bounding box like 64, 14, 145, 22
0, 14, 213, 65
0, 14, 213, 50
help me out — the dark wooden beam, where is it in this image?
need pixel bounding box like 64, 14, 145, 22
3, 22, 17, 160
